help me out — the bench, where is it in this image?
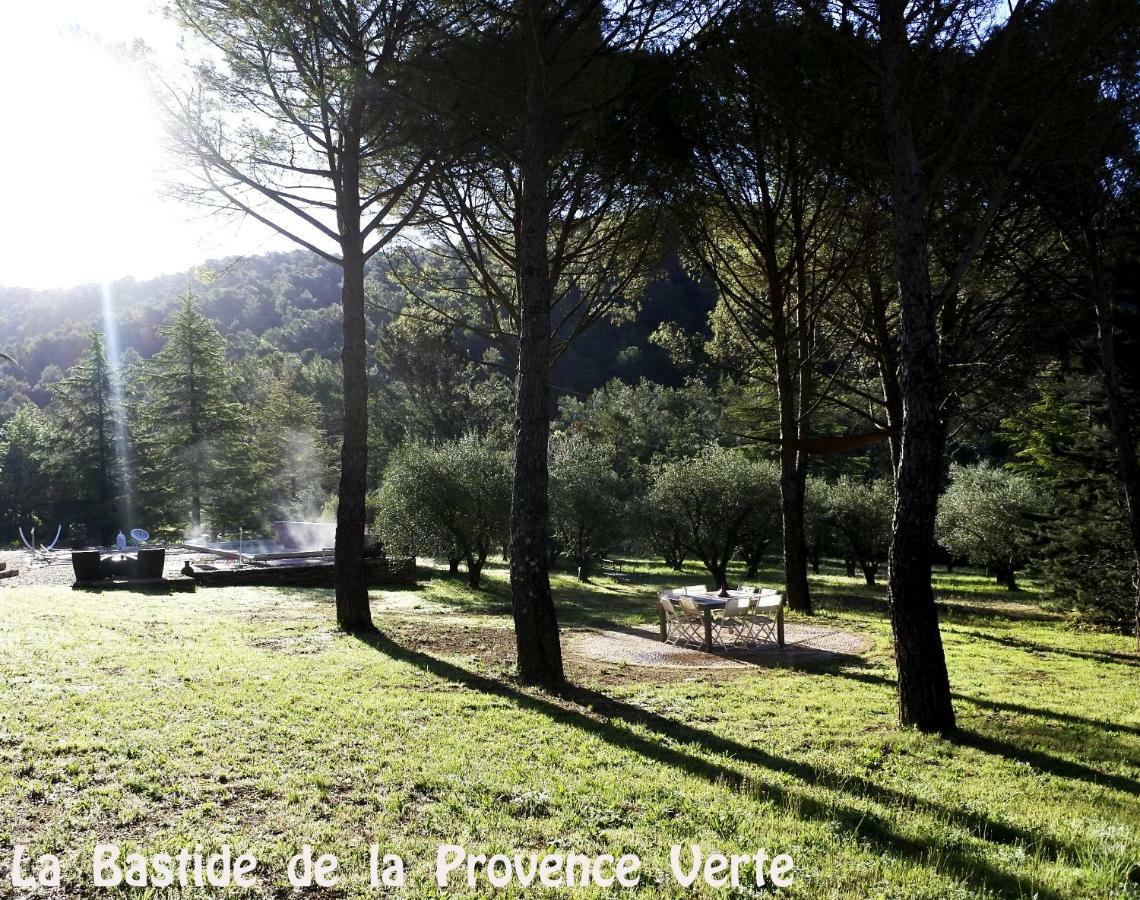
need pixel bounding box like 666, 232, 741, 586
601, 558, 635, 582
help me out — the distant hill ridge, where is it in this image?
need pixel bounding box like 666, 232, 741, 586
0, 249, 712, 416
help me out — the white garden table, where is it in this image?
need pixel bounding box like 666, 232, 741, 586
658, 589, 785, 651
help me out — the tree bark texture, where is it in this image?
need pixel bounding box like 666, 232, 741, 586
509, 53, 564, 684
878, 0, 956, 733
869, 273, 904, 474
334, 139, 373, 632
466, 549, 486, 589
773, 288, 813, 613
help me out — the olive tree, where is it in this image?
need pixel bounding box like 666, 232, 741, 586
373, 435, 511, 588
936, 464, 1046, 591
548, 431, 625, 581
647, 446, 780, 588
736, 459, 782, 578
635, 493, 689, 571
823, 477, 893, 586
803, 475, 828, 575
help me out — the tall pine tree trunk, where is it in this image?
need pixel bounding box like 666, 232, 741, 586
1091, 257, 1140, 649
774, 320, 812, 613
879, 0, 956, 733
190, 370, 201, 536
779, 450, 812, 611
509, 51, 563, 684
334, 138, 373, 633
788, 184, 814, 613
95, 374, 112, 544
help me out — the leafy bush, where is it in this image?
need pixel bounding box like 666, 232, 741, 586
936, 463, 1046, 590
373, 434, 510, 588
645, 446, 780, 586
548, 430, 626, 579
821, 477, 893, 585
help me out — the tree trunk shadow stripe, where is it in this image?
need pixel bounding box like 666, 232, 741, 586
354, 630, 1085, 895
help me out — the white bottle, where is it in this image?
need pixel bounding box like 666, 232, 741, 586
116, 531, 127, 551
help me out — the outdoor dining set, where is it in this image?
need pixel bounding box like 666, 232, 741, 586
658, 586, 786, 652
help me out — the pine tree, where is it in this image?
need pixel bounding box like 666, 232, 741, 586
135, 296, 244, 535
50, 332, 121, 544
253, 375, 334, 525
1004, 370, 1136, 626
0, 404, 53, 541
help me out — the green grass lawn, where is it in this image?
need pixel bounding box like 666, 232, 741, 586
0, 559, 1137, 897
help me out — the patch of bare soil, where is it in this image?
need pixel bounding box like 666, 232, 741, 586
568, 623, 872, 670
368, 619, 873, 687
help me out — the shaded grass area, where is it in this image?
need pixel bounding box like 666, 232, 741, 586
0, 559, 1137, 897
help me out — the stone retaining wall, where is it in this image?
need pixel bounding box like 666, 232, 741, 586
189, 556, 416, 589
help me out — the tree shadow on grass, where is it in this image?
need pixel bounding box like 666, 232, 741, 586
817, 591, 1061, 624
959, 693, 1140, 741
585, 623, 876, 673
353, 629, 1081, 898
71, 581, 195, 595
949, 628, 1140, 668
951, 729, 1140, 797
611, 626, 1140, 744
828, 668, 1140, 765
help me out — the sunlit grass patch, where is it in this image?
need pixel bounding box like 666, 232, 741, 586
0, 564, 1136, 897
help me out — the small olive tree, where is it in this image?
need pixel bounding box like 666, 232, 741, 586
736, 459, 782, 577
823, 477, 894, 586
803, 475, 828, 575
634, 493, 689, 571
647, 446, 780, 588
373, 435, 511, 588
548, 431, 625, 581
936, 464, 1047, 591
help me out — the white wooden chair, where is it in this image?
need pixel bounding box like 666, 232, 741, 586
684, 584, 706, 595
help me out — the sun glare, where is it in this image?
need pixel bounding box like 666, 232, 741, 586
0, 3, 288, 290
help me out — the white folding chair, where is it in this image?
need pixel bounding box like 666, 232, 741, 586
713, 595, 749, 649
677, 596, 706, 647
659, 594, 700, 646
744, 591, 781, 646
684, 584, 706, 595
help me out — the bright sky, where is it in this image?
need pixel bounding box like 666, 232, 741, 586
0, 1, 293, 290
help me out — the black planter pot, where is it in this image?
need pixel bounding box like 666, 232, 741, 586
137, 548, 165, 579
71, 550, 103, 582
